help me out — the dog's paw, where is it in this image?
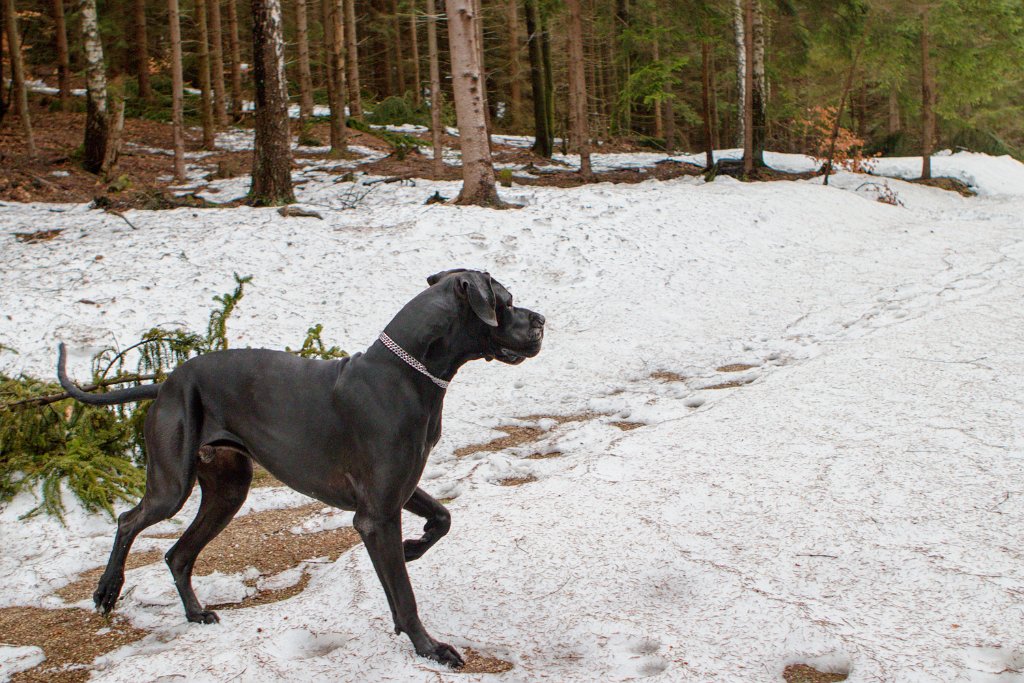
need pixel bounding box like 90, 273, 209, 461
403, 539, 427, 563
186, 610, 221, 624
419, 641, 464, 669
93, 576, 124, 614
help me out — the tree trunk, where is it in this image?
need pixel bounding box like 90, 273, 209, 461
209, 0, 228, 125
51, 0, 71, 109
426, 0, 443, 177
742, 0, 753, 174
524, 0, 551, 157
652, 23, 663, 140
168, 0, 186, 180
80, 0, 108, 172
392, 0, 406, 95
132, 0, 151, 100
709, 46, 719, 148
565, 0, 590, 177
226, 0, 244, 121
296, 0, 315, 123
701, 40, 713, 168
823, 39, 863, 186
888, 88, 900, 136
920, 7, 934, 180
504, 0, 521, 130
331, 0, 348, 149
195, 0, 216, 148
100, 90, 126, 175
471, 0, 492, 143
321, 0, 344, 148
445, 0, 501, 206
751, 0, 766, 166
4, 0, 35, 156
732, 0, 745, 148
249, 0, 296, 204
663, 100, 675, 151
409, 4, 421, 105
344, 0, 362, 117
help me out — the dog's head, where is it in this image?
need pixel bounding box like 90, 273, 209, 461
426, 269, 544, 365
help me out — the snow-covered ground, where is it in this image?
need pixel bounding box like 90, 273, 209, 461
1, 149, 1023, 682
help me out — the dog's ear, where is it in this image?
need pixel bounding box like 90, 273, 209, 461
426, 269, 467, 287
455, 271, 498, 327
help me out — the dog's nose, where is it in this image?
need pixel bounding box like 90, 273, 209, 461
530, 313, 545, 328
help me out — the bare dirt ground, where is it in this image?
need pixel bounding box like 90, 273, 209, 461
3, 500, 360, 681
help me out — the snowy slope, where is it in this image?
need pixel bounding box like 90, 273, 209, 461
1, 151, 1023, 682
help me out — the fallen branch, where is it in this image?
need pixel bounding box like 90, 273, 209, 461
2, 373, 160, 410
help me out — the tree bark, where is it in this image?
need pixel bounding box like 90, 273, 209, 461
168, 0, 186, 180
888, 88, 900, 136
701, 40, 714, 168
732, 0, 745, 148
80, 0, 108, 172
209, 0, 228, 124
319, 0, 344, 148
195, 0, 216, 148
409, 4, 421, 106
751, 0, 766, 166
445, 0, 501, 206
226, 0, 244, 121
295, 0, 315, 123
249, 0, 296, 204
504, 0, 521, 129
51, 0, 71, 109
426, 0, 443, 177
132, 0, 151, 100
4, 0, 35, 156
524, 0, 551, 157
920, 7, 934, 180
330, 0, 348, 150
565, 0, 590, 177
344, 0, 363, 117
392, 0, 406, 95
100, 90, 126, 175
823, 39, 863, 186
742, 0, 753, 174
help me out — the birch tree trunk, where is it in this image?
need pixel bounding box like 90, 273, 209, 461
565, 0, 590, 177
732, 0, 745, 148
296, 0, 315, 123
80, 0, 109, 172
701, 40, 714, 168
195, 0, 216, 148
426, 0, 443, 177
209, 0, 228, 125
751, 0, 766, 166
4, 0, 35, 156
249, 0, 295, 204
168, 0, 186, 180
133, 0, 151, 100
445, 0, 501, 206
344, 0, 362, 117
742, 0, 753, 174
920, 7, 934, 180
409, 4, 421, 106
226, 0, 244, 120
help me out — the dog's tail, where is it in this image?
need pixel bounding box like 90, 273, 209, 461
57, 342, 162, 405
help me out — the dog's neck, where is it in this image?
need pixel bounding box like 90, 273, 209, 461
378, 287, 486, 386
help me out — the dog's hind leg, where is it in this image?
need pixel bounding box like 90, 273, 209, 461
94, 425, 198, 614
401, 487, 451, 563
164, 446, 252, 624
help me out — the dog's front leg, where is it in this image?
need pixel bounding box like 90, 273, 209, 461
402, 487, 451, 563
353, 511, 464, 668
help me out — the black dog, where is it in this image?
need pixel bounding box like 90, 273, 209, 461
57, 269, 544, 667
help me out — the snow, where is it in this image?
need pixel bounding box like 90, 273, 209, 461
0, 645, 45, 682
2, 148, 1024, 682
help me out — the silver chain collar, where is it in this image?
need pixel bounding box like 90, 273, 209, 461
378, 332, 450, 390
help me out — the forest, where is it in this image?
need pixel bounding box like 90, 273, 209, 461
1, 0, 1022, 206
